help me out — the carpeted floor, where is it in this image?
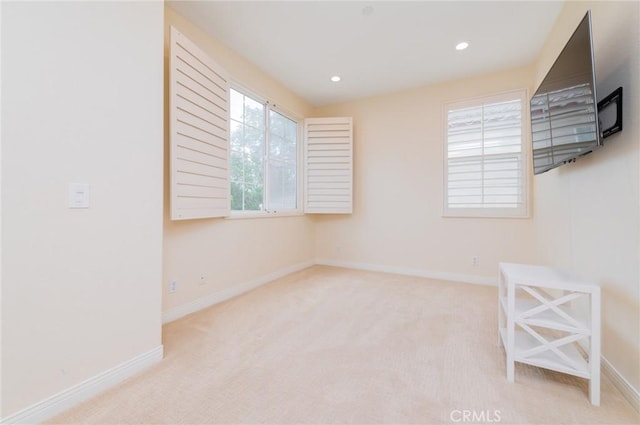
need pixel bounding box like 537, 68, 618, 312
49, 266, 639, 424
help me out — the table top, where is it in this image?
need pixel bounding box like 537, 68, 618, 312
500, 262, 600, 294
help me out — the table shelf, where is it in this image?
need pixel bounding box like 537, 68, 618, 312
498, 262, 601, 405
501, 296, 592, 334
512, 329, 590, 378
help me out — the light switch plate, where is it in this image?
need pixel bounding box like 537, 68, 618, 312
68, 183, 90, 208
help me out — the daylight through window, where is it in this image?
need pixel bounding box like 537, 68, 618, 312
230, 88, 298, 213
444, 91, 528, 217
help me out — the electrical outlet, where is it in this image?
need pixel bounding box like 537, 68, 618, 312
199, 274, 207, 285
472, 256, 479, 266
169, 280, 177, 293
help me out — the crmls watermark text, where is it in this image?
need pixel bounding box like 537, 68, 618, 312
450, 409, 502, 423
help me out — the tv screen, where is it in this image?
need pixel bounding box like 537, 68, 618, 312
531, 11, 601, 175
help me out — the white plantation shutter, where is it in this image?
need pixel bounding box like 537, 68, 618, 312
170, 27, 230, 220
444, 91, 528, 217
304, 117, 353, 214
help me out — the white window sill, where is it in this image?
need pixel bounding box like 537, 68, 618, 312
443, 210, 531, 219
226, 210, 304, 220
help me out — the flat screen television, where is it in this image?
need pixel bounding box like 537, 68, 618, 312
531, 10, 602, 175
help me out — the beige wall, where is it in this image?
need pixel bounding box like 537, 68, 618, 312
1, 1, 164, 416
162, 7, 316, 314
2, 1, 637, 418
532, 1, 640, 393
312, 67, 537, 281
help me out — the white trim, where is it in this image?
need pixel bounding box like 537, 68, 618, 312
1, 346, 163, 425
162, 260, 315, 324
443, 210, 532, 219
314, 258, 498, 286
162, 258, 495, 325
226, 211, 304, 220
9, 262, 635, 425
313, 260, 639, 411
601, 355, 640, 412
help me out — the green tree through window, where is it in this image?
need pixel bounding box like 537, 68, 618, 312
230, 88, 298, 212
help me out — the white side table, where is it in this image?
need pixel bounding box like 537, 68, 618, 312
498, 262, 601, 405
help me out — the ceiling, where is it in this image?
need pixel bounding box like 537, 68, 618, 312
168, 1, 564, 106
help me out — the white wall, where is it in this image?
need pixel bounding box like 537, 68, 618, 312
0, 0, 4, 419
162, 7, 316, 317
533, 1, 640, 394
1, 1, 164, 417
1, 1, 637, 419
312, 67, 537, 282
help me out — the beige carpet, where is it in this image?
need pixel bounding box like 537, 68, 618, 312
49, 266, 639, 424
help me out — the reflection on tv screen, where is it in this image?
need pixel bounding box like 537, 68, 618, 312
530, 11, 600, 175
531, 83, 599, 174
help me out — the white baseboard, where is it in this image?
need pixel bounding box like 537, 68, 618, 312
314, 258, 499, 286
4, 261, 637, 424
602, 355, 640, 412
162, 259, 495, 325
1, 345, 163, 425
162, 260, 315, 324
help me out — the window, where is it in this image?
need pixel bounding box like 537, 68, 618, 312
171, 30, 351, 220
444, 91, 529, 217
229, 87, 299, 213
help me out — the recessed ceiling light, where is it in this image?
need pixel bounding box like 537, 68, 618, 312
331, 75, 341, 82
456, 42, 469, 51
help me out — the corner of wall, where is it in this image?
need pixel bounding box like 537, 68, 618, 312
530, 0, 640, 404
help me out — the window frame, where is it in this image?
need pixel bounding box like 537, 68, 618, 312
442, 89, 531, 219
228, 83, 303, 219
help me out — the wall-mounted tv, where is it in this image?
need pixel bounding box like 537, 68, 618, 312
531, 10, 601, 175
